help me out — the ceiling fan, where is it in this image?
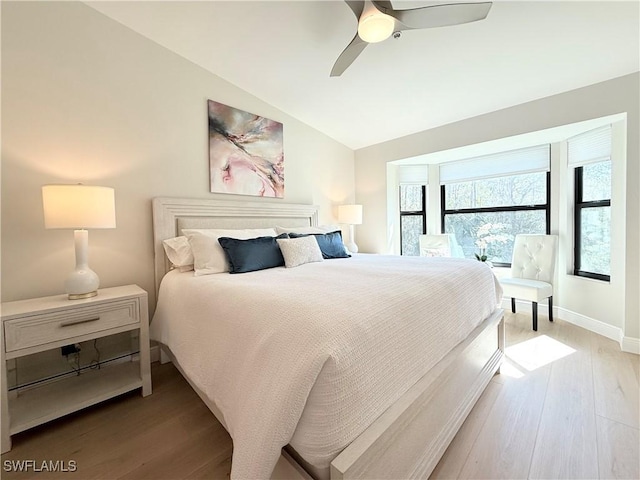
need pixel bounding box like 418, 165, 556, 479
331, 0, 493, 76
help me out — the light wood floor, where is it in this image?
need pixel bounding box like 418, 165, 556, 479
2, 312, 639, 479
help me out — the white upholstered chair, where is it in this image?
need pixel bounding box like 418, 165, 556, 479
500, 234, 558, 331
419, 234, 464, 258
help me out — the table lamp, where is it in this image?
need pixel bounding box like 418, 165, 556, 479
338, 204, 363, 253
42, 184, 116, 299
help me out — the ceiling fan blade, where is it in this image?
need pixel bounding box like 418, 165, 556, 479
344, 0, 365, 19
371, 0, 393, 12
330, 33, 368, 77
387, 2, 492, 30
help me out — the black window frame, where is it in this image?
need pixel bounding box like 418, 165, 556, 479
574, 165, 611, 282
399, 184, 427, 255
440, 172, 551, 267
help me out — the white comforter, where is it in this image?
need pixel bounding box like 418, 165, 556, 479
150, 255, 502, 479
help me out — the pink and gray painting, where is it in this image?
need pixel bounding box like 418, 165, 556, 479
208, 100, 284, 198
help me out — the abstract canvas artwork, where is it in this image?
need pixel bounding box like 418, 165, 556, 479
208, 100, 284, 198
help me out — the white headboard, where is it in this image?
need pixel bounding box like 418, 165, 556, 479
152, 197, 319, 296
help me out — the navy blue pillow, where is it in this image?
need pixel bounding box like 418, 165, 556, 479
289, 231, 351, 259
218, 234, 288, 274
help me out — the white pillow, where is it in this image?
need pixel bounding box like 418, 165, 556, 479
183, 228, 277, 276
275, 224, 340, 235
162, 236, 194, 272
276, 236, 324, 268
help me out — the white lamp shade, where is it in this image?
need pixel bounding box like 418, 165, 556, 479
358, 12, 395, 43
43, 185, 116, 229
338, 204, 363, 225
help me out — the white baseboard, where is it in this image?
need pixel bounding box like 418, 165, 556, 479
621, 336, 640, 355
555, 306, 623, 344
500, 298, 638, 354
150, 344, 161, 363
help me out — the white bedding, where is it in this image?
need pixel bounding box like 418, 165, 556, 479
150, 254, 502, 479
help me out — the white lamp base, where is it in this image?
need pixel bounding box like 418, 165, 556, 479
346, 224, 359, 253
66, 230, 100, 300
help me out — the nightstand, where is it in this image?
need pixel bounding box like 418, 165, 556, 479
1, 285, 152, 453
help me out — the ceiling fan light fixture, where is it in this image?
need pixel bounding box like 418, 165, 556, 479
357, 12, 395, 43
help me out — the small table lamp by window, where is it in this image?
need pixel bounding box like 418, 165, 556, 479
42, 185, 116, 300
338, 204, 363, 253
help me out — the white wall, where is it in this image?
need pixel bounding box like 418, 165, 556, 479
1, 1, 355, 309
355, 73, 640, 345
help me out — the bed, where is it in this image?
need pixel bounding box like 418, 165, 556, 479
151, 197, 504, 480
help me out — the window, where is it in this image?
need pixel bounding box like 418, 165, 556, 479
440, 145, 550, 265
400, 184, 426, 256
398, 165, 428, 256
569, 126, 612, 281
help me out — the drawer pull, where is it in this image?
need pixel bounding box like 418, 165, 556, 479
60, 317, 100, 327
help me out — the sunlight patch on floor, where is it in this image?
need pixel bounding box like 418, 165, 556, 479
506, 335, 576, 372
498, 359, 526, 379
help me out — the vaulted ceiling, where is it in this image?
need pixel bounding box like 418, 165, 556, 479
87, 1, 639, 150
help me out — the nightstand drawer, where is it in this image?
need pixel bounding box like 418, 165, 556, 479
4, 299, 139, 353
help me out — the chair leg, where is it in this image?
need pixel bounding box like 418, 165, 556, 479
548, 296, 553, 322
532, 302, 538, 331
511, 297, 516, 314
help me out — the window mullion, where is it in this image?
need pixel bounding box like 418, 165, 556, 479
576, 199, 611, 209
443, 203, 548, 216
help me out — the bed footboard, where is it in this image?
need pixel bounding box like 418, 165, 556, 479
330, 309, 504, 480
161, 310, 504, 480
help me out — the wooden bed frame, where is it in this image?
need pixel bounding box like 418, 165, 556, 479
152, 196, 505, 480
